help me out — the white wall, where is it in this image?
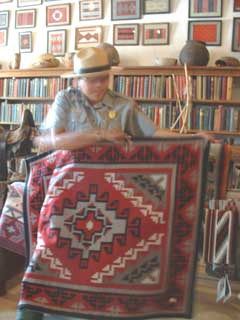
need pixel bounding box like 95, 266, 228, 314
0, 0, 239, 68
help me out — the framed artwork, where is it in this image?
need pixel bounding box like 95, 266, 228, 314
0, 11, 9, 28
17, 0, 42, 7
46, 3, 71, 26
15, 9, 36, 29
19, 31, 32, 52
47, 29, 66, 56
0, 29, 7, 47
232, 18, 240, 51
75, 25, 102, 49
143, 0, 170, 14
79, 0, 103, 20
111, 0, 141, 20
188, 20, 222, 46
113, 23, 139, 45
189, 0, 222, 18
143, 23, 169, 45
234, 0, 240, 11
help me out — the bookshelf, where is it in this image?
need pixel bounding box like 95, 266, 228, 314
110, 66, 240, 140
0, 65, 240, 138
0, 67, 70, 126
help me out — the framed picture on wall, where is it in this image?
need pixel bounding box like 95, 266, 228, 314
79, 0, 103, 20
17, 0, 42, 7
232, 18, 240, 51
75, 26, 102, 49
46, 4, 71, 26
143, 0, 170, 14
188, 20, 222, 46
143, 23, 169, 45
19, 31, 32, 52
111, 0, 141, 20
0, 11, 9, 28
113, 23, 139, 45
47, 29, 66, 56
234, 0, 240, 11
189, 0, 222, 18
0, 29, 7, 47
15, 9, 36, 28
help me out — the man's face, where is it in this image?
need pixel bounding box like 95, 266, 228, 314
78, 74, 110, 105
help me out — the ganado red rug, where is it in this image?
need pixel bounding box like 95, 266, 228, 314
19, 137, 208, 319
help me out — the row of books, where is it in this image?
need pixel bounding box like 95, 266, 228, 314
0, 78, 65, 98
114, 75, 233, 100
1, 101, 239, 132
139, 103, 240, 131
0, 102, 51, 124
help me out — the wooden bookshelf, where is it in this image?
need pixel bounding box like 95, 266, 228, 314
110, 66, 240, 136
0, 67, 71, 125
0, 65, 240, 135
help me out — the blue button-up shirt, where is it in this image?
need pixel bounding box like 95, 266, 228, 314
43, 87, 157, 137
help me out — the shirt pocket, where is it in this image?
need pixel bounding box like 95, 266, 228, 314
68, 110, 91, 132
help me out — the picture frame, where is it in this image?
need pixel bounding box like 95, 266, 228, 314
232, 18, 240, 51
46, 3, 71, 27
111, 0, 141, 20
47, 29, 66, 56
143, 23, 169, 45
0, 11, 9, 28
75, 25, 102, 49
0, 29, 7, 47
233, 0, 240, 11
143, 0, 170, 14
19, 31, 32, 53
113, 23, 139, 45
17, 0, 42, 7
189, 0, 222, 18
79, 0, 103, 20
188, 20, 222, 46
15, 9, 36, 29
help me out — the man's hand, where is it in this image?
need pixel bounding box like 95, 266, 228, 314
101, 128, 132, 145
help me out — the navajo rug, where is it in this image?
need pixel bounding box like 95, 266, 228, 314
204, 199, 239, 280
19, 137, 208, 319
205, 143, 223, 202
0, 181, 25, 256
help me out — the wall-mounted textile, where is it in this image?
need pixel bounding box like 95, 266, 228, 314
19, 137, 208, 319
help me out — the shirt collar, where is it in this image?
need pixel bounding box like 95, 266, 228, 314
94, 89, 114, 110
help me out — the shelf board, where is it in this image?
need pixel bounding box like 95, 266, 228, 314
133, 97, 240, 105
0, 67, 71, 78
0, 97, 54, 102
112, 65, 240, 77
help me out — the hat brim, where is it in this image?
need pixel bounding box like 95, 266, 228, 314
61, 69, 110, 79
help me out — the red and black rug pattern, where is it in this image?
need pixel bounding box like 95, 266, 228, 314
19, 137, 208, 319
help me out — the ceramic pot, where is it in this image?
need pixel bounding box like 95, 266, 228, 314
63, 52, 74, 68
215, 56, 240, 67
179, 40, 209, 66
9, 53, 21, 69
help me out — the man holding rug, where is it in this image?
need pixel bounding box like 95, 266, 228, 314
17, 47, 211, 320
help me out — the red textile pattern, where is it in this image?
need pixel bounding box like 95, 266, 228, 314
19, 138, 208, 319
0, 182, 25, 256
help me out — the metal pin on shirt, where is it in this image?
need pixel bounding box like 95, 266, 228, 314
108, 110, 117, 119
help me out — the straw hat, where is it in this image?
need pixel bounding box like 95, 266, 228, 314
62, 47, 111, 78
